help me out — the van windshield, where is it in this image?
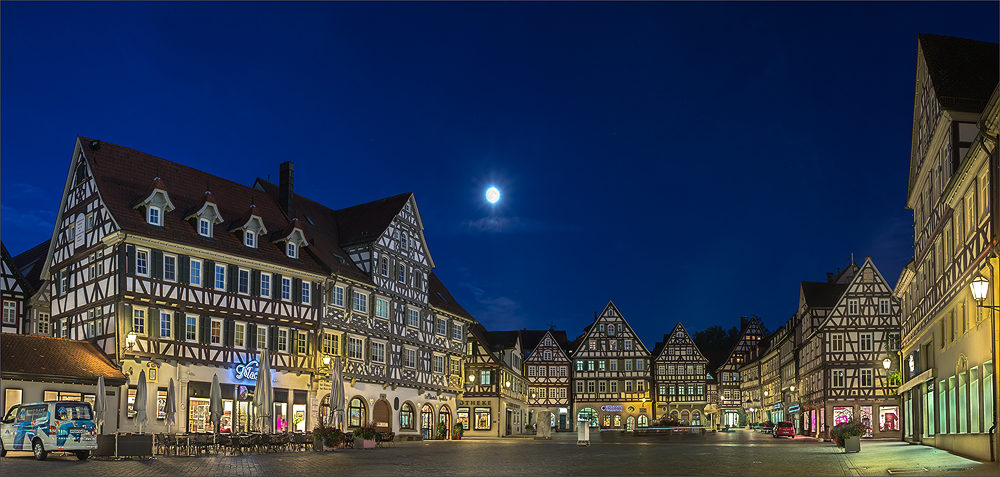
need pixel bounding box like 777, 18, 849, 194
55, 403, 93, 421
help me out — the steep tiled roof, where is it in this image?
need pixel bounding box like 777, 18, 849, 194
80, 137, 328, 275
334, 193, 412, 247
11, 240, 48, 293
484, 330, 520, 351
919, 34, 999, 112
428, 273, 474, 320
254, 180, 373, 284
1, 334, 127, 386
518, 329, 570, 353
801, 281, 849, 309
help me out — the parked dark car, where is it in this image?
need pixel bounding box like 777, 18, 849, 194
772, 421, 794, 438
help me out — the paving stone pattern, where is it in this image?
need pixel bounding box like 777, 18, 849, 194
1, 430, 996, 476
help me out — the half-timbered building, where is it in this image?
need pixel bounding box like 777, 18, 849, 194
893, 34, 998, 461
1, 242, 32, 335
521, 329, 573, 431
652, 322, 709, 426
256, 175, 475, 440
11, 241, 53, 337
571, 302, 652, 430
460, 323, 528, 437
41, 138, 327, 435
714, 315, 764, 427
799, 257, 902, 439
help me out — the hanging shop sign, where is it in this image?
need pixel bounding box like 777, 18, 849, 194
788, 404, 800, 413
234, 360, 259, 381
773, 403, 782, 410
601, 405, 623, 412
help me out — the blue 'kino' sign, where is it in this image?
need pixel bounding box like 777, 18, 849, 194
235, 360, 259, 381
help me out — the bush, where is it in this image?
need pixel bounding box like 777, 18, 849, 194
312, 425, 344, 448
353, 422, 378, 440
657, 416, 682, 427
831, 420, 867, 448
436, 422, 448, 439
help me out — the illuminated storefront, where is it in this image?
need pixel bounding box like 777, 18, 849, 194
574, 402, 650, 430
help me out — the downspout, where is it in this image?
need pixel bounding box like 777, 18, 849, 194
116, 234, 128, 433
981, 114, 998, 462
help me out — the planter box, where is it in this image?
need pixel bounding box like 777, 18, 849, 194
844, 435, 861, 453
362, 438, 376, 449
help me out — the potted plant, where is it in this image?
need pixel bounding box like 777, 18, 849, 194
831, 420, 866, 453
452, 423, 464, 440
312, 425, 344, 451
353, 423, 378, 449
436, 422, 448, 440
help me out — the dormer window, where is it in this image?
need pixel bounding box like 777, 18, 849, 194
245, 230, 257, 248
228, 205, 267, 250
273, 218, 308, 260
198, 218, 211, 237
148, 206, 162, 226
287, 242, 297, 258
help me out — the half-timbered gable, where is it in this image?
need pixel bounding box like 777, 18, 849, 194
713, 315, 764, 427
572, 301, 652, 430
1, 243, 32, 334
460, 323, 528, 436
522, 329, 572, 409
652, 322, 709, 423
11, 241, 53, 336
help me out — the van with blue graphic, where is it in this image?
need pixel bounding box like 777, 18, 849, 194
1, 401, 97, 460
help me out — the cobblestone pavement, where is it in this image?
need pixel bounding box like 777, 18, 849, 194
1, 430, 996, 476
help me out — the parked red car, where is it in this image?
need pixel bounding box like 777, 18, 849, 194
772, 421, 794, 438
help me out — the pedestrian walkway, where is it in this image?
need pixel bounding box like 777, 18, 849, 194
834, 440, 999, 477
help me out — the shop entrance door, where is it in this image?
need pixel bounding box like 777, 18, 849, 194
559, 414, 566, 430
373, 400, 390, 434
505, 409, 512, 435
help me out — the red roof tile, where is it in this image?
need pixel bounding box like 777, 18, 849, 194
1, 334, 127, 386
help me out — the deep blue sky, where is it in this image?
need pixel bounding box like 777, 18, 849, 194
2, 2, 997, 348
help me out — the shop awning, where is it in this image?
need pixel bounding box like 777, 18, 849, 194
895, 368, 935, 394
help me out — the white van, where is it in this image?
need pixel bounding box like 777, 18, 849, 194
0, 401, 98, 460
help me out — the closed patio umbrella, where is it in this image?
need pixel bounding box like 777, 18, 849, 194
210, 373, 223, 444
252, 349, 273, 432
327, 356, 345, 430
164, 378, 177, 434
135, 370, 148, 434
95, 376, 107, 434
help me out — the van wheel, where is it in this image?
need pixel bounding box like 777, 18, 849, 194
76, 451, 90, 460
32, 439, 47, 460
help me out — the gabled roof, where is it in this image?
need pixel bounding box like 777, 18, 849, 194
653, 322, 708, 362
468, 322, 502, 365
254, 179, 373, 284
1, 334, 127, 386
800, 281, 850, 309
519, 329, 571, 353
334, 192, 412, 247
484, 330, 521, 352
713, 315, 763, 375
918, 34, 999, 112
11, 240, 48, 293
74, 137, 327, 276
428, 272, 474, 320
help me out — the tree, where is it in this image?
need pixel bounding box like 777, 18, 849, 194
693, 325, 741, 355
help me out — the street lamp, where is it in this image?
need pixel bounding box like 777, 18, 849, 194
883, 358, 891, 371
126, 331, 137, 350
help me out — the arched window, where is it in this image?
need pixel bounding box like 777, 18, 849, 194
400, 402, 414, 429
626, 416, 635, 430
349, 397, 366, 428
692, 410, 701, 426
438, 405, 451, 439
421, 404, 434, 439
637, 415, 649, 428
681, 410, 690, 425
319, 394, 331, 425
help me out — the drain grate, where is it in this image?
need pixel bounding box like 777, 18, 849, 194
886, 468, 928, 474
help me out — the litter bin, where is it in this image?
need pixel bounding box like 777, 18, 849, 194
577, 419, 590, 446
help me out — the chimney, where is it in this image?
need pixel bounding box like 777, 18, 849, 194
741, 316, 748, 329
594, 311, 598, 322
826, 272, 835, 283
279, 161, 294, 219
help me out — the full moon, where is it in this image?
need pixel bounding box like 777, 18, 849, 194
486, 187, 500, 204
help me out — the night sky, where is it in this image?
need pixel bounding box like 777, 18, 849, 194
2, 2, 997, 348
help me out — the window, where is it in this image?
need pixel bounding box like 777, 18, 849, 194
148, 206, 162, 226
529, 366, 537, 377
2, 301, 16, 325
887, 332, 900, 351
637, 360, 644, 371
587, 381, 595, 393
625, 381, 633, 393
234, 322, 245, 348
322, 332, 338, 355
375, 298, 390, 319
848, 299, 859, 315
286, 242, 297, 259
211, 319, 222, 345
37, 312, 50, 335
301, 281, 311, 304
479, 369, 490, 384
277, 328, 288, 352
295, 332, 307, 354
281, 277, 291, 300
133, 308, 146, 334
598, 381, 607, 393
349, 398, 365, 428
401, 233, 408, 249
543, 350, 552, 361
433, 355, 445, 374
452, 322, 462, 340
400, 403, 414, 429
588, 340, 597, 351
159, 254, 175, 282
371, 342, 386, 364
860, 369, 873, 387
598, 360, 606, 372
405, 349, 418, 369
576, 361, 583, 371
831, 333, 844, 352
214, 264, 226, 290
880, 298, 890, 315
474, 407, 491, 430
190, 259, 202, 286
244, 231, 256, 248
832, 369, 845, 387
238, 269, 250, 294
352, 291, 367, 313
587, 361, 595, 371
437, 319, 447, 335
186, 315, 197, 341
980, 171, 989, 220
159, 311, 171, 339
625, 360, 632, 371
257, 327, 267, 349
380, 257, 388, 277
624, 340, 632, 350
450, 359, 461, 375
576, 381, 584, 393
330, 286, 344, 307
198, 218, 211, 237
860, 333, 873, 352
538, 366, 546, 377
396, 263, 406, 283
136, 249, 149, 276
407, 309, 420, 327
